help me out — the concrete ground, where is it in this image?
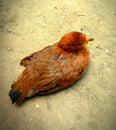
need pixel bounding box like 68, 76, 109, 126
0, 0, 116, 130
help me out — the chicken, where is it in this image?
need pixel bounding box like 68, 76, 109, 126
9, 31, 94, 104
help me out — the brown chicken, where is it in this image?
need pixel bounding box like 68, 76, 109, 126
9, 31, 94, 104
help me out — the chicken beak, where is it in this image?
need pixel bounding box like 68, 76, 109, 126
86, 37, 94, 42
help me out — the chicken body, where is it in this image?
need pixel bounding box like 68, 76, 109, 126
9, 32, 94, 104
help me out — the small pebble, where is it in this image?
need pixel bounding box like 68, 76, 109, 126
104, 49, 109, 53
80, 28, 83, 31
104, 49, 112, 56
35, 103, 39, 109
7, 48, 13, 51
54, 7, 57, 9
96, 45, 103, 50
105, 31, 109, 35
107, 90, 111, 93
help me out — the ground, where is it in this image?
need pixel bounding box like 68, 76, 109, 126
0, 0, 116, 130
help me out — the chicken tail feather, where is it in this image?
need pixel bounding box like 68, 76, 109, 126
9, 89, 22, 104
